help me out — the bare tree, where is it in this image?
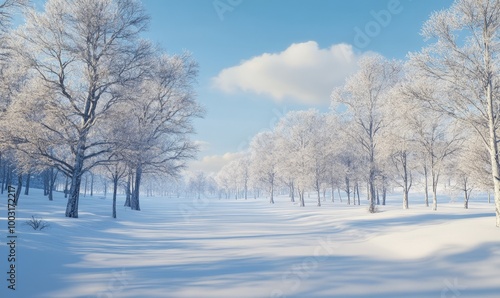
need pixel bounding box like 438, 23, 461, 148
216, 166, 232, 199
452, 149, 475, 209
409, 0, 500, 226
117, 52, 204, 211
332, 55, 402, 213
0, 0, 26, 31
274, 110, 328, 207
105, 162, 127, 218
237, 156, 250, 200
383, 86, 427, 209
188, 171, 207, 200
0, 0, 27, 62
250, 131, 279, 204
328, 116, 363, 206
8, 0, 151, 217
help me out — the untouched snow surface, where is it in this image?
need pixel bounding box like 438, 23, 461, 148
1, 189, 499, 298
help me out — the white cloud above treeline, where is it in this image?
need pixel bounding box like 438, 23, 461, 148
189, 152, 245, 174
212, 41, 366, 105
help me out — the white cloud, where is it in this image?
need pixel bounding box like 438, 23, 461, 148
212, 41, 365, 105
192, 140, 210, 151
188, 152, 245, 174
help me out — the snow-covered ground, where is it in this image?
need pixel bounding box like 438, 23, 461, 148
1, 189, 499, 298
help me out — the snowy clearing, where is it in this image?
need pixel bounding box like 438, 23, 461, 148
1, 189, 499, 298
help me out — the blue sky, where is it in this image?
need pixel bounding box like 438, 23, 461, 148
140, 0, 454, 174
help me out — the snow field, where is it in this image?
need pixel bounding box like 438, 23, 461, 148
0, 189, 499, 298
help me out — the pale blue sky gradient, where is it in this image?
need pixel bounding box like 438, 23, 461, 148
141, 1, 455, 172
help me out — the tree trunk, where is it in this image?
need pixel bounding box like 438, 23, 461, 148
124, 172, 131, 207
432, 168, 439, 211
48, 168, 58, 201
464, 191, 469, 209
346, 176, 351, 205
131, 165, 142, 211
244, 179, 248, 200
432, 188, 438, 211
299, 188, 305, 207
90, 172, 94, 196
14, 173, 22, 206
486, 76, 500, 227
49, 168, 54, 201
5, 164, 12, 191
317, 183, 321, 207
1, 159, 5, 195
24, 171, 31, 196
356, 184, 361, 205
269, 181, 274, 204
353, 184, 357, 205
403, 159, 411, 209
66, 174, 82, 218
112, 175, 118, 219
43, 169, 49, 196
104, 180, 107, 198
83, 173, 88, 197
290, 182, 295, 202
66, 142, 86, 218
7, 167, 12, 189
64, 175, 69, 198
424, 165, 429, 207
369, 166, 377, 213
382, 183, 387, 206
331, 180, 335, 203
401, 155, 410, 209
337, 188, 342, 203
403, 190, 409, 210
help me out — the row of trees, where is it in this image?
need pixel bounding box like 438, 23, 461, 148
214, 101, 485, 209
216, 0, 500, 229
0, 0, 203, 218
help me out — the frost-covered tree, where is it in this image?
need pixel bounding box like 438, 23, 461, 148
6, 0, 202, 216
400, 75, 464, 211
8, 0, 152, 217
274, 110, 329, 207
464, 134, 494, 197
116, 53, 203, 211
236, 156, 251, 200
250, 131, 279, 204
0, 1, 27, 201
409, 0, 500, 225
0, 0, 26, 62
215, 165, 232, 199
104, 162, 127, 218
382, 87, 419, 209
332, 55, 402, 212
322, 114, 343, 204
335, 122, 365, 206
450, 141, 475, 209
416, 110, 461, 211
217, 156, 251, 200
0, 0, 25, 30
188, 171, 207, 200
